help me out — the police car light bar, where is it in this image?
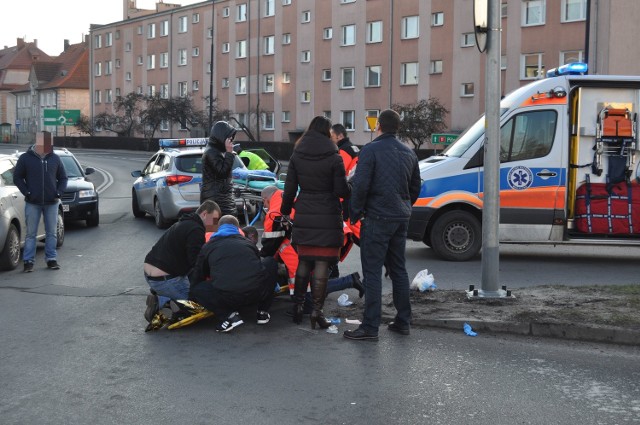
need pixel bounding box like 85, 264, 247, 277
159, 138, 208, 148
546, 62, 588, 78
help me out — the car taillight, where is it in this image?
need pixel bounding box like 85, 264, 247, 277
165, 175, 193, 186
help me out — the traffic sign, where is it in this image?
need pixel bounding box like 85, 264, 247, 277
431, 133, 458, 145
43, 109, 81, 126
366, 116, 378, 131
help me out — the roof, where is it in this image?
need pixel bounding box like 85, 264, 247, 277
40, 42, 89, 90
0, 41, 53, 91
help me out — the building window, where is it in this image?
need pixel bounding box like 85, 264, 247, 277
341, 110, 355, 130
430, 60, 443, 74
192, 13, 200, 23
461, 83, 475, 97
190, 80, 198, 92
323, 28, 333, 40
282, 33, 291, 45
364, 110, 379, 132
137, 55, 143, 65
222, 78, 229, 88
222, 42, 230, 53
282, 111, 291, 122
237, 113, 247, 126
322, 69, 332, 81
302, 10, 311, 23
94, 34, 102, 48
137, 25, 143, 35
501, 3, 508, 18
147, 23, 156, 39
192, 47, 200, 57
115, 59, 121, 68
522, 0, 545, 26
282, 72, 291, 83
178, 49, 187, 66
161, 20, 169, 36
560, 50, 583, 65
94, 62, 102, 76
264, 35, 275, 55
236, 4, 247, 22
341, 68, 355, 89
105, 61, 112, 75
263, 74, 275, 92
366, 21, 382, 43
94, 90, 101, 104
265, 0, 275, 17
178, 81, 188, 97
323, 111, 332, 120
125, 42, 132, 52
137, 86, 143, 94
561, 0, 586, 22
262, 112, 275, 130
301, 91, 311, 103
401, 62, 418, 85
207, 27, 213, 38
115, 30, 120, 40
178, 16, 188, 32
501, 55, 507, 70
522, 53, 545, 79
115, 88, 121, 97
341, 0, 356, 3
160, 84, 169, 99
105, 33, 113, 46
236, 76, 247, 94
207, 62, 212, 73
105, 89, 113, 103
222, 7, 229, 17
282, 0, 291, 5
431, 12, 444, 26
147, 55, 156, 70
341, 24, 356, 46
126, 72, 132, 81
148, 85, 156, 96
236, 40, 247, 58
365, 65, 381, 87
401, 16, 419, 39
160, 52, 169, 68
461, 33, 475, 47
301, 50, 311, 63
160, 120, 169, 131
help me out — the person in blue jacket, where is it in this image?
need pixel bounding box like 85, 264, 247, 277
13, 132, 68, 272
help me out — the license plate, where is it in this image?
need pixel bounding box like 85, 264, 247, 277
62, 204, 70, 212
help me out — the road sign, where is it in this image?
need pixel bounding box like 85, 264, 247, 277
431, 133, 458, 145
43, 109, 81, 126
366, 116, 378, 131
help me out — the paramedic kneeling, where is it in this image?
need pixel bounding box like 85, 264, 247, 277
190, 215, 277, 333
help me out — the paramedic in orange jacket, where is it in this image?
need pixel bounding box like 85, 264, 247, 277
259, 186, 363, 313
331, 123, 359, 221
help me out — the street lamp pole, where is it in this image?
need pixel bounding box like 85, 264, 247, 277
208, 0, 215, 136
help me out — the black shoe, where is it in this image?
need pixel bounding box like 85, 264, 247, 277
284, 304, 312, 317
23, 262, 34, 273
343, 327, 379, 341
351, 272, 364, 298
387, 321, 410, 335
216, 312, 244, 333
256, 311, 270, 325
47, 260, 60, 270
144, 293, 160, 323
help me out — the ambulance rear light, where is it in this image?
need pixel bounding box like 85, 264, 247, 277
159, 138, 208, 148
546, 62, 588, 78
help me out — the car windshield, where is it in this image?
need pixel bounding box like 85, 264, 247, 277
59, 156, 83, 178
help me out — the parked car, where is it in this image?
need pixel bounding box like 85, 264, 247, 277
131, 138, 280, 228
0, 153, 65, 270
56, 149, 99, 227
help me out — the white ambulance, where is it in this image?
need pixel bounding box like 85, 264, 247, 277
408, 63, 640, 261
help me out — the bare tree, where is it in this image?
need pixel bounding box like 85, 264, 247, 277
74, 114, 96, 136
392, 98, 449, 151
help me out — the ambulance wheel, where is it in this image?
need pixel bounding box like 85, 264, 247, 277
430, 210, 481, 261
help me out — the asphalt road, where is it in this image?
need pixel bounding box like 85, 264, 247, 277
1, 147, 639, 424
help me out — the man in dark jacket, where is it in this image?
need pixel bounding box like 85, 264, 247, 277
143, 200, 221, 330
343, 109, 421, 341
190, 215, 277, 332
13, 132, 68, 272
201, 121, 237, 216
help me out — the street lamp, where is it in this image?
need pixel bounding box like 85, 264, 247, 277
208, 0, 215, 136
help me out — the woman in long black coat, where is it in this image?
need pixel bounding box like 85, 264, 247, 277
281, 116, 350, 329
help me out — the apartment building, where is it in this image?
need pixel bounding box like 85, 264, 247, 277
89, 0, 639, 146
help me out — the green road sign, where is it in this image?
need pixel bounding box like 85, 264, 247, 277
43, 109, 81, 126
431, 133, 458, 145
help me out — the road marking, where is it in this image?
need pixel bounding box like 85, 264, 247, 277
93, 167, 114, 194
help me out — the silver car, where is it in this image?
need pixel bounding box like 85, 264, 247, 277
0, 153, 65, 270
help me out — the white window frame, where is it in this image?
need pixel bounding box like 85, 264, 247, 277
236, 4, 247, 22
263, 74, 275, 92
160, 52, 169, 68
236, 40, 247, 59
561, 0, 586, 22
322, 69, 332, 81
160, 84, 169, 99
401, 16, 419, 39
222, 7, 230, 17
94, 90, 101, 104
301, 50, 311, 63
522, 0, 545, 26
192, 47, 199, 57
264, 35, 275, 55
137, 55, 143, 65
192, 13, 200, 24
461, 33, 475, 47
94, 62, 102, 76
178, 81, 188, 97
461, 83, 475, 97
431, 12, 444, 27
430, 60, 443, 74
282, 33, 291, 45
501, 55, 507, 70
264, 0, 275, 17
302, 10, 311, 23
366, 21, 382, 43
501, 3, 508, 18
282, 111, 291, 123
178, 49, 187, 66
282, 0, 291, 5
147, 23, 156, 39
341, 24, 356, 46
105, 33, 113, 46
341, 67, 355, 89
125, 42, 132, 52
400, 62, 418, 85
147, 85, 156, 96
262, 112, 275, 130
341, 0, 356, 3
161, 20, 169, 36
323, 28, 333, 40
560, 50, 584, 65
192, 80, 199, 91
105, 60, 112, 75
365, 65, 381, 87
137, 25, 143, 35
282, 72, 291, 83
105, 89, 113, 103
222, 78, 229, 88
147, 54, 156, 70
236, 76, 247, 94
521, 53, 545, 79
222, 42, 230, 53
178, 16, 188, 33
94, 34, 102, 48
364, 110, 379, 132
301, 91, 311, 103
341, 110, 355, 131
115, 59, 121, 68
160, 120, 169, 131
126, 72, 132, 81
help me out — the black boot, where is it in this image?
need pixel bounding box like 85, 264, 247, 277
310, 276, 331, 329
292, 274, 307, 324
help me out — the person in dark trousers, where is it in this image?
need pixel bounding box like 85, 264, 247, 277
201, 121, 237, 216
13, 131, 68, 272
190, 215, 277, 332
143, 200, 221, 330
343, 109, 421, 341
281, 116, 351, 329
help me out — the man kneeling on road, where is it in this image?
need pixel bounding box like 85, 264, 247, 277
190, 215, 277, 332
143, 200, 221, 331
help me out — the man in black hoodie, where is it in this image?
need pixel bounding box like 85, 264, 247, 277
13, 132, 68, 272
143, 200, 221, 329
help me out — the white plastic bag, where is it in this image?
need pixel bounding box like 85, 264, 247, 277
411, 269, 437, 292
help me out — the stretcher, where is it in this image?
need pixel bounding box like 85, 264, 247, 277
232, 167, 285, 224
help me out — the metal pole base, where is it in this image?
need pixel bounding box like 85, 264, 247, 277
466, 285, 515, 300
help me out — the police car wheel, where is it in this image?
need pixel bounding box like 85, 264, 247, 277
154, 199, 171, 229
430, 210, 481, 261
132, 189, 146, 218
